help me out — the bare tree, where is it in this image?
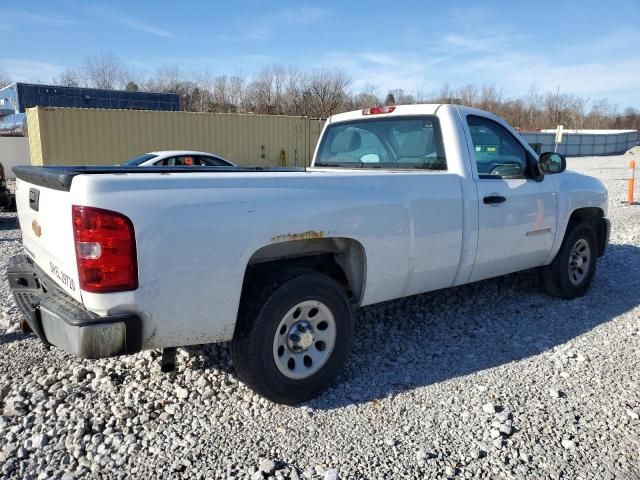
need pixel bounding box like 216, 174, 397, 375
384, 92, 396, 106
350, 84, 382, 110
0, 68, 12, 88
84, 53, 126, 90
13, 51, 635, 130
148, 65, 182, 92
54, 69, 84, 87
246, 65, 289, 114
388, 89, 415, 105
351, 92, 381, 109
283, 69, 311, 116
458, 84, 479, 107
586, 98, 613, 129
247, 71, 271, 114
478, 85, 503, 111
524, 83, 543, 131
228, 75, 247, 111
145, 65, 204, 111
211, 75, 230, 106
433, 83, 455, 103
305, 69, 351, 118
566, 95, 589, 130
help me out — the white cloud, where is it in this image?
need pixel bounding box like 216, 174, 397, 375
322, 51, 434, 96
267, 6, 329, 24
87, 5, 174, 37
2, 60, 65, 83
154, 54, 277, 76
217, 6, 330, 42
115, 17, 173, 37
311, 26, 640, 106
3, 10, 80, 27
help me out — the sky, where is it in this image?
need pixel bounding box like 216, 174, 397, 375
2, 0, 640, 107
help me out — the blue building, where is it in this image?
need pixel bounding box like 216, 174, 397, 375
0, 82, 180, 136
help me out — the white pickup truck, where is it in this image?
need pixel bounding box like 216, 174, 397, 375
8, 104, 610, 404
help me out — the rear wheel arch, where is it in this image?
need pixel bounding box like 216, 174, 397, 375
241, 237, 367, 305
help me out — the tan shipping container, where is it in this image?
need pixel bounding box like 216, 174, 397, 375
26, 107, 325, 168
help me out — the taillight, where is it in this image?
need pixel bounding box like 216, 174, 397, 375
362, 106, 396, 115
72, 205, 138, 293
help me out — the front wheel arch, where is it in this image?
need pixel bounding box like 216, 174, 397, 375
566, 207, 605, 251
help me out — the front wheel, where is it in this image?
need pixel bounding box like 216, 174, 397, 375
231, 270, 353, 404
540, 221, 598, 299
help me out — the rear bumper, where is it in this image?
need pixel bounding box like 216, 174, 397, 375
6, 254, 142, 359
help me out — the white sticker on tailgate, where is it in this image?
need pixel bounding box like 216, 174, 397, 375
49, 261, 76, 292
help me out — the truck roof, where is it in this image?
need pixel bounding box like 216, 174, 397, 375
327, 104, 443, 124
148, 150, 222, 156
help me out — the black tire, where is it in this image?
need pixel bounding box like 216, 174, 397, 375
231, 269, 353, 405
541, 221, 598, 299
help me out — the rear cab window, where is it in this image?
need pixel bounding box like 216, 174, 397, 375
315, 116, 447, 170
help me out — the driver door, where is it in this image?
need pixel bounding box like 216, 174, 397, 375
466, 114, 557, 282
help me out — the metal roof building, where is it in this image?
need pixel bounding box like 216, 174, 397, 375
0, 82, 179, 136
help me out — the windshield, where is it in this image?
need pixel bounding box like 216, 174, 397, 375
120, 153, 158, 166
315, 116, 446, 170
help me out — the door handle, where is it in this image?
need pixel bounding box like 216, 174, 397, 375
483, 195, 506, 205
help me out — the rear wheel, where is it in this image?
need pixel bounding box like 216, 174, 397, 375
541, 222, 598, 299
231, 269, 353, 404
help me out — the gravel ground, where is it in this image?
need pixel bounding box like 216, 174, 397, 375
1, 154, 639, 479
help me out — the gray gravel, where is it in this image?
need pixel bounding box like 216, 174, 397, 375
1, 154, 639, 479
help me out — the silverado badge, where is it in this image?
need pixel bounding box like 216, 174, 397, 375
32, 220, 42, 237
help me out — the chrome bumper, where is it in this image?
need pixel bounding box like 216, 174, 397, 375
6, 254, 141, 359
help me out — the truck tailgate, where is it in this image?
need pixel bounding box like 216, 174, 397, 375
15, 178, 82, 302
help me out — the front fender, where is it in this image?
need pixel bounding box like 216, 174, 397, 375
544, 171, 608, 264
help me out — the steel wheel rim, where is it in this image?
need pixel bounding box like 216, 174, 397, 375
568, 238, 591, 286
273, 300, 336, 380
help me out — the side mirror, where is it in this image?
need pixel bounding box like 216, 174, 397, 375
538, 152, 566, 175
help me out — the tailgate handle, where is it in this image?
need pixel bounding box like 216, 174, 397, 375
29, 188, 40, 211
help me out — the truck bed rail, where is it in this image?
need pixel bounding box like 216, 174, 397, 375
13, 165, 305, 191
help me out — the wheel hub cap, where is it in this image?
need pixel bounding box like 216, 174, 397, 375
568, 238, 591, 286
287, 321, 314, 352
273, 300, 337, 380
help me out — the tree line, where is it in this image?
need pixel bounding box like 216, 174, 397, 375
2, 54, 639, 131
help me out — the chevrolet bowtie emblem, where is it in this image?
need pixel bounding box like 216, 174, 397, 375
32, 220, 42, 237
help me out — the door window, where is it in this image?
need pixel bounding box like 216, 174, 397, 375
155, 156, 195, 166
197, 155, 230, 166
154, 155, 231, 166
467, 115, 527, 178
